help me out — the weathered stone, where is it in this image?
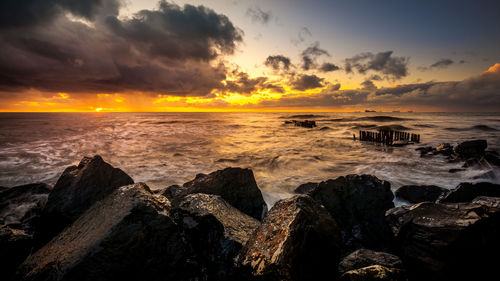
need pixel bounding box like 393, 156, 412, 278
298, 175, 394, 252
36, 155, 133, 247
17, 183, 200, 281
174, 193, 260, 279
394, 185, 447, 203
385, 201, 500, 280
438, 182, 500, 203
340, 265, 405, 281
238, 195, 341, 281
338, 249, 403, 275
453, 139, 487, 159
167, 167, 267, 220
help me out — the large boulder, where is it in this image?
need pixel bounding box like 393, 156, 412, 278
394, 185, 447, 203
453, 139, 487, 159
340, 265, 405, 281
438, 182, 500, 203
166, 167, 267, 220
0, 183, 51, 231
173, 193, 260, 280
338, 249, 403, 275
36, 155, 133, 247
17, 183, 200, 281
238, 195, 341, 281
385, 199, 500, 280
0, 183, 51, 280
296, 175, 394, 252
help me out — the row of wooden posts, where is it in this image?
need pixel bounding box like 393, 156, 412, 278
357, 130, 420, 145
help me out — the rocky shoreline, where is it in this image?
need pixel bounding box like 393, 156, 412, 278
1, 140, 500, 281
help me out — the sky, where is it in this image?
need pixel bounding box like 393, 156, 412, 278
0, 0, 499, 112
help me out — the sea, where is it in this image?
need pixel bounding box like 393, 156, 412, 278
1, 112, 499, 206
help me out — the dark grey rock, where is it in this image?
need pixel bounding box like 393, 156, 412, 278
438, 182, 500, 203
339, 249, 403, 275
454, 139, 487, 159
238, 195, 341, 281
294, 182, 318, 194
394, 185, 447, 203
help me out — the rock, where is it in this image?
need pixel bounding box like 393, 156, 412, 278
415, 146, 433, 157
338, 249, 403, 275
453, 139, 487, 159
298, 175, 394, 252
484, 150, 500, 166
340, 265, 405, 281
17, 183, 201, 281
448, 168, 465, 173
438, 182, 500, 203
166, 167, 267, 220
0, 183, 51, 230
0, 226, 33, 281
294, 182, 318, 194
174, 193, 260, 279
238, 195, 341, 281
35, 155, 133, 247
434, 143, 453, 156
385, 201, 500, 280
394, 185, 447, 203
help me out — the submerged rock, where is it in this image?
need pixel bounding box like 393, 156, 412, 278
36, 155, 133, 247
394, 185, 447, 203
338, 249, 403, 275
438, 182, 500, 203
385, 200, 500, 280
340, 265, 405, 281
238, 195, 341, 281
297, 175, 394, 252
17, 183, 199, 281
166, 167, 267, 220
174, 193, 260, 279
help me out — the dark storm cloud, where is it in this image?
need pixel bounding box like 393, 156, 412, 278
301, 41, 330, 71
344, 51, 409, 80
264, 55, 291, 71
223, 71, 268, 95
245, 6, 272, 24
0, 0, 243, 96
291, 74, 324, 91
319, 63, 340, 72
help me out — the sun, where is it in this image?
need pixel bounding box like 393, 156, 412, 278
95, 107, 103, 112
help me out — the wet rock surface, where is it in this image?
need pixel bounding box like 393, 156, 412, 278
338, 249, 403, 275
165, 167, 267, 220
36, 156, 133, 247
296, 175, 394, 252
238, 195, 341, 281
394, 185, 447, 203
386, 200, 500, 280
437, 182, 500, 203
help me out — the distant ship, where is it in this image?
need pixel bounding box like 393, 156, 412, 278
365, 110, 376, 112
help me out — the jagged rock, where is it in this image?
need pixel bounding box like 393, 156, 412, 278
385, 200, 500, 280
0, 183, 51, 230
17, 183, 201, 281
1, 226, 33, 281
297, 175, 394, 252
36, 155, 133, 247
238, 195, 341, 281
294, 182, 318, 194
453, 139, 487, 159
340, 265, 405, 281
165, 167, 267, 220
173, 193, 260, 279
338, 249, 403, 275
438, 182, 500, 203
394, 185, 447, 203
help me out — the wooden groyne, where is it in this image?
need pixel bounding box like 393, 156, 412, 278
358, 130, 420, 146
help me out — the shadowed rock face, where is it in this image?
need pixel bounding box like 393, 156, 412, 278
386, 199, 500, 280
338, 249, 403, 275
297, 175, 394, 252
165, 167, 267, 220
438, 182, 500, 203
17, 183, 201, 281
340, 265, 404, 281
238, 195, 341, 281
36, 155, 133, 247
454, 139, 487, 159
173, 193, 260, 280
395, 185, 447, 203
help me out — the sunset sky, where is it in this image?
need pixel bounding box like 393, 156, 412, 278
1, 0, 499, 112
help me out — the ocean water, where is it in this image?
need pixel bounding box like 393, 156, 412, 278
1, 112, 499, 206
